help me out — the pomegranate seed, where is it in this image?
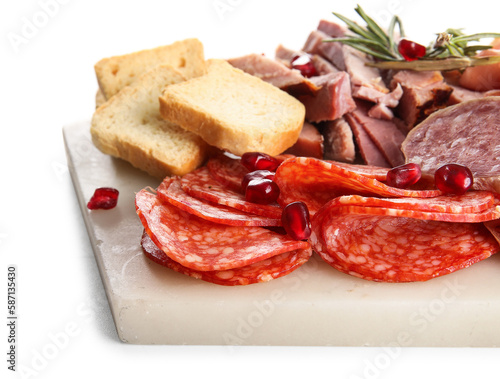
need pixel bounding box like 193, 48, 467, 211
241, 152, 280, 172
87, 187, 119, 210
386, 163, 421, 189
434, 163, 474, 195
281, 202, 311, 241
245, 178, 280, 204
291, 54, 318, 78
241, 170, 275, 192
398, 39, 426, 61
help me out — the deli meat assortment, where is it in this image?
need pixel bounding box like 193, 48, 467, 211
89, 8, 500, 287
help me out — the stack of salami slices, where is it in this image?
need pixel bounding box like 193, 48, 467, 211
136, 153, 500, 285
275, 157, 500, 282
135, 154, 312, 286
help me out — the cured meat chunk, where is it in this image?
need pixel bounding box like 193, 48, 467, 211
141, 231, 312, 286
274, 157, 441, 215
322, 117, 356, 163
298, 71, 356, 122
459, 49, 500, 91
156, 177, 281, 227
402, 97, 500, 193
351, 102, 406, 167
284, 121, 324, 159
310, 205, 499, 282
275, 45, 337, 75
345, 113, 390, 168
391, 70, 452, 128
447, 83, 486, 105
136, 190, 309, 271
227, 53, 319, 96
317, 19, 347, 37
303, 30, 345, 71
181, 167, 282, 219
310, 55, 339, 75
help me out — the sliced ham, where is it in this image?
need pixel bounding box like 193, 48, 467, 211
227, 53, 319, 96
275, 44, 338, 75
368, 103, 394, 120
311, 54, 339, 75
447, 83, 486, 105
303, 30, 346, 71
391, 70, 452, 128
285, 121, 324, 159
459, 49, 500, 91
345, 113, 390, 168
298, 71, 356, 122
351, 101, 406, 167
321, 117, 356, 163
317, 19, 347, 37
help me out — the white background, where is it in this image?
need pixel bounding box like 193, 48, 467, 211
1, 0, 500, 378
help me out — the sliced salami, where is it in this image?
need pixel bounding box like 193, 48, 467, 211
334, 191, 496, 214
135, 189, 309, 271
206, 153, 248, 193
310, 205, 499, 282
141, 231, 312, 286
326, 203, 500, 223
274, 157, 441, 215
401, 97, 500, 194
156, 177, 281, 227
181, 167, 282, 219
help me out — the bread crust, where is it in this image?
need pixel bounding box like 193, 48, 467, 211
91, 65, 208, 178
95, 38, 205, 100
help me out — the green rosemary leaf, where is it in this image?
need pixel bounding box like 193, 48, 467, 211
446, 43, 464, 57
452, 33, 500, 44
387, 15, 405, 55
325, 37, 397, 58
354, 5, 390, 45
331, 12, 375, 41
326, 39, 397, 61
463, 45, 494, 55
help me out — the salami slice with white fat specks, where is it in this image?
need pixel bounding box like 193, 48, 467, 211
275, 157, 441, 215
206, 153, 295, 193
181, 167, 282, 219
206, 153, 249, 193
135, 189, 309, 271
402, 97, 500, 194
334, 191, 496, 215
141, 231, 312, 286
156, 177, 281, 227
310, 203, 499, 282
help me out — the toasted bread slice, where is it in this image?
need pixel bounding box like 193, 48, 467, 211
95, 38, 205, 100
159, 59, 305, 156
91, 65, 208, 178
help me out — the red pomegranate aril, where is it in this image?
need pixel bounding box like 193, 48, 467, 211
281, 202, 311, 241
291, 54, 318, 78
87, 187, 119, 210
434, 163, 474, 195
241, 170, 275, 192
241, 152, 280, 172
386, 163, 421, 189
245, 178, 280, 204
398, 39, 426, 61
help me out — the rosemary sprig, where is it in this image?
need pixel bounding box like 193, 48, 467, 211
325, 5, 500, 71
